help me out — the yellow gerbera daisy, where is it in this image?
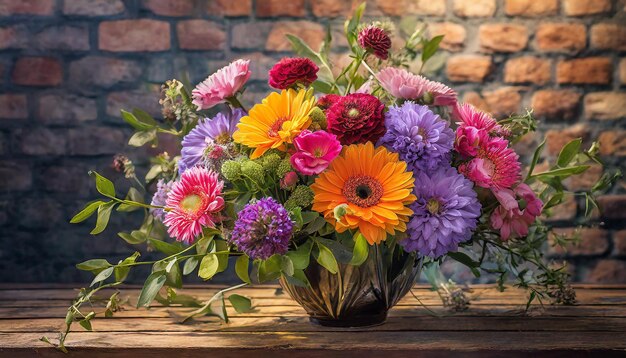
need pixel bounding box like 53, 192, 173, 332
311, 142, 417, 245
232, 88, 315, 159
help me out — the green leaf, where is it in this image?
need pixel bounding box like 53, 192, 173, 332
447, 251, 480, 268
70, 201, 105, 224
280, 255, 295, 276
90, 202, 115, 235
421, 35, 444, 63
90, 171, 116, 198
149, 238, 184, 256
183, 257, 199, 275
349, 233, 369, 266
286, 34, 320, 63
129, 129, 157, 147
311, 80, 333, 94
137, 271, 166, 308
305, 216, 327, 234
301, 211, 319, 225
315, 237, 353, 263
118, 231, 147, 245
90, 266, 114, 286
132, 108, 158, 126
79, 319, 92, 331
228, 294, 252, 313
286, 239, 313, 270
196, 234, 214, 255
165, 260, 182, 288
543, 192, 564, 211
121, 110, 154, 131
257, 255, 282, 282
76, 259, 111, 272
114, 252, 140, 282
345, 2, 365, 47
283, 269, 310, 287
526, 138, 546, 180
315, 242, 338, 274
557, 138, 582, 167
198, 254, 219, 280
235, 255, 251, 284
535, 165, 590, 180
213, 240, 230, 273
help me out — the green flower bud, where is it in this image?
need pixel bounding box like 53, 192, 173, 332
309, 106, 327, 130
333, 203, 350, 221
220, 160, 242, 181
289, 185, 315, 207
261, 152, 282, 173
241, 160, 265, 183
283, 198, 299, 212
276, 158, 293, 178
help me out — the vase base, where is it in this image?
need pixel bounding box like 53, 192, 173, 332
308, 312, 387, 328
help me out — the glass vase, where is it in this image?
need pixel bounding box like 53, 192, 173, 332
279, 241, 422, 327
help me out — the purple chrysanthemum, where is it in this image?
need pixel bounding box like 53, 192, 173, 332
400, 165, 482, 258
378, 102, 454, 172
179, 108, 245, 173
230, 197, 294, 260
150, 179, 174, 221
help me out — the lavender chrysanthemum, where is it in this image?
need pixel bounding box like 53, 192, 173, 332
230, 197, 294, 260
400, 165, 481, 258
179, 108, 245, 173
150, 179, 173, 221
378, 102, 454, 172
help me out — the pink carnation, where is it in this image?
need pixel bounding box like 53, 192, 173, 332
376, 67, 427, 100
163, 167, 225, 244
490, 183, 543, 240
455, 125, 488, 157
192, 59, 251, 110
423, 80, 457, 106
458, 137, 521, 190
290, 130, 342, 175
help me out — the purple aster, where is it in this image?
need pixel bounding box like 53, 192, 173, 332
150, 179, 173, 221
230, 197, 294, 260
378, 102, 454, 172
400, 165, 482, 258
179, 108, 245, 173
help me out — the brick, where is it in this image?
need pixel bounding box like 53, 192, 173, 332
0, 94, 27, 119
549, 228, 609, 256
0, 0, 53, 15
598, 130, 626, 156
266, 21, 324, 52
37, 94, 97, 125
239, 52, 277, 82
41, 165, 92, 196
584, 92, 626, 120
620, 59, 626, 84
68, 127, 126, 156
231, 22, 272, 49
462, 92, 490, 113
565, 164, 602, 191
99, 20, 170, 52
429, 23, 466, 52
143, 0, 193, 16
35, 25, 90, 51
0, 26, 29, 49
18, 197, 64, 229
479, 24, 528, 53
590, 24, 626, 51
311, 0, 350, 17
545, 124, 590, 156
531, 90, 581, 121
69, 56, 142, 94
106, 88, 162, 118
257, 0, 305, 17
376, 0, 446, 16
504, 0, 557, 16
207, 0, 251, 16
504, 57, 550, 85
563, 0, 611, 16
585, 260, 626, 284
557, 57, 612, 85
0, 162, 31, 191
536, 23, 586, 52
613, 231, 626, 256
63, 0, 125, 16
14, 128, 67, 156
547, 195, 577, 221
453, 0, 496, 18
177, 20, 225, 50
597, 195, 626, 220
482, 87, 521, 118
446, 55, 492, 82
12, 57, 62, 86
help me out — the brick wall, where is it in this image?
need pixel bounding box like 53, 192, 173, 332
0, 0, 624, 283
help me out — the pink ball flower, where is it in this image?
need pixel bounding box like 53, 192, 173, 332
192, 59, 251, 110
163, 167, 225, 244
490, 183, 543, 240
290, 130, 342, 175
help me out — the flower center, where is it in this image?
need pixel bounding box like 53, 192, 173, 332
342, 175, 383, 207
268, 117, 288, 138
347, 108, 360, 118
313, 148, 324, 158
180, 193, 204, 214
214, 132, 231, 145
426, 198, 441, 215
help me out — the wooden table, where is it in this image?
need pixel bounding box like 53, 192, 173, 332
0, 284, 624, 357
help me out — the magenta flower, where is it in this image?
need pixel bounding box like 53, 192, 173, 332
290, 130, 342, 175
490, 183, 543, 240
458, 137, 521, 190
192, 59, 251, 110
455, 125, 488, 157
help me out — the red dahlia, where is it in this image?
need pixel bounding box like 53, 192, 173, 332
358, 25, 391, 60
317, 94, 340, 110
268, 57, 319, 90
325, 93, 386, 145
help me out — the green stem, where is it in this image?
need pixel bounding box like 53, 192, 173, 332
345, 55, 364, 95
227, 96, 248, 113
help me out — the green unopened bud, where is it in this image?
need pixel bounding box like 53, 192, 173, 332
309, 107, 327, 130
276, 158, 293, 178
422, 91, 434, 105
220, 160, 242, 181
241, 160, 265, 183
284, 198, 299, 211
333, 204, 350, 221
289, 185, 314, 207
261, 152, 282, 172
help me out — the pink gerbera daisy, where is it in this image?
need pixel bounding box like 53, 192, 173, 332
163, 167, 225, 244
454, 103, 498, 132
192, 59, 251, 110
458, 137, 521, 190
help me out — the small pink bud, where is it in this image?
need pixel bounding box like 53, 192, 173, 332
280, 171, 298, 189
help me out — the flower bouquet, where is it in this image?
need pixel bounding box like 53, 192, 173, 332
48, 3, 618, 352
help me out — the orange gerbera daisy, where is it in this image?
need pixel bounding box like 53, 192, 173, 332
311, 142, 417, 245
232, 88, 315, 159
